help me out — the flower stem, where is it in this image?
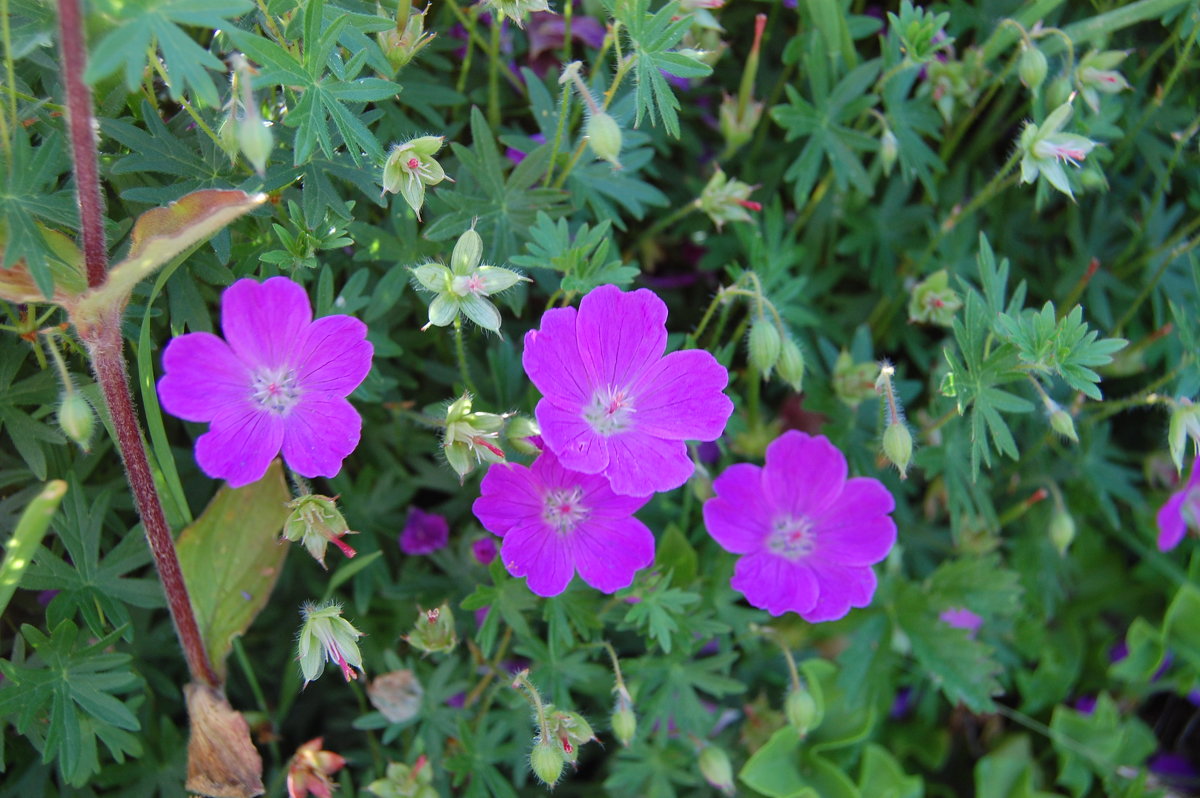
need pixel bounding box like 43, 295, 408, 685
87, 320, 220, 688
512, 669, 553, 741
487, 19, 501, 128
453, 316, 478, 396
56, 0, 108, 289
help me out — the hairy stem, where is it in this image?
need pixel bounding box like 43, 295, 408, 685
88, 322, 219, 686
57, 0, 108, 289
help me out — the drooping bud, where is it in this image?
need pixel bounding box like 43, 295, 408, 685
785, 686, 818, 736
529, 738, 565, 787
611, 685, 636, 747
697, 745, 735, 796
882, 422, 913, 479
1049, 408, 1078, 443
283, 494, 358, 568
585, 111, 623, 169
217, 110, 239, 162
776, 336, 806, 393
1018, 43, 1048, 91
747, 317, 782, 378
505, 415, 543, 455
404, 603, 458, 654
58, 391, 95, 451
238, 113, 274, 177
297, 600, 365, 686
880, 127, 898, 176
1044, 76, 1072, 110
1049, 508, 1076, 555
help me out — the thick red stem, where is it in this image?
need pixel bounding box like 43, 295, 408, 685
88, 317, 219, 688
56, 0, 108, 289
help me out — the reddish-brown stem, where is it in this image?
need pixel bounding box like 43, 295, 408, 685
87, 318, 219, 688
56, 0, 108, 289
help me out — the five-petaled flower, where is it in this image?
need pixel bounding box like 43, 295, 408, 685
522, 284, 733, 497
702, 431, 896, 621
297, 600, 365, 686
1158, 457, 1200, 551
157, 277, 373, 488
1018, 101, 1099, 199
399, 507, 450, 555
286, 737, 346, 798
472, 448, 655, 596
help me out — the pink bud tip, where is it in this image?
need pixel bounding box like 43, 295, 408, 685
331, 537, 357, 559
737, 199, 763, 211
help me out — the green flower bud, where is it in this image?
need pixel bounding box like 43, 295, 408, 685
547, 709, 596, 764
748, 317, 782, 378
58, 391, 95, 451
283, 494, 358, 569
442, 394, 509, 479
880, 127, 898, 176
238, 113, 273, 176
217, 111, 239, 162
717, 94, 763, 158
1168, 400, 1200, 473
698, 745, 735, 796
377, 5, 436, 72
404, 603, 458, 654
1045, 76, 1072, 109
1049, 408, 1078, 443
297, 600, 365, 686
1018, 43, 1048, 91
506, 415, 543, 455
883, 422, 913, 480
585, 110, 623, 169
776, 336, 806, 393
785, 687, 818, 736
1049, 509, 1076, 555
611, 689, 637, 747
529, 738, 564, 787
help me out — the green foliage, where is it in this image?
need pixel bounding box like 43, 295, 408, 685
995, 303, 1127, 400
510, 212, 637, 295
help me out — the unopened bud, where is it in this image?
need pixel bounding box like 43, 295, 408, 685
58, 391, 95, 451
748, 317, 782, 378
548, 709, 595, 763
611, 696, 636, 747
238, 114, 273, 176
880, 128, 898, 176
586, 111, 623, 169
1018, 43, 1048, 91
883, 422, 913, 479
506, 415, 543, 455
1045, 76, 1071, 109
1049, 408, 1078, 443
530, 739, 565, 787
698, 745, 735, 795
217, 112, 239, 161
1168, 400, 1200, 473
405, 603, 457, 654
1049, 509, 1075, 555
777, 336, 806, 392
785, 687, 818, 736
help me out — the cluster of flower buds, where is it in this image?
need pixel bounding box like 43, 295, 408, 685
365, 755, 438, 798
297, 601, 365, 686
287, 738, 346, 798
442, 393, 512, 480
907, 269, 962, 326
283, 494, 358, 569
377, 0, 436, 73
383, 136, 450, 219
698, 167, 761, 230
404, 603, 458, 654
412, 228, 527, 335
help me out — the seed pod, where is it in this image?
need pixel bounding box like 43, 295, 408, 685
529, 739, 564, 787
748, 317, 782, 378
883, 422, 913, 480
698, 745, 735, 795
1049, 408, 1078, 443
785, 687, 818, 736
1049, 509, 1076, 555
1018, 43, 1048, 91
58, 391, 95, 451
586, 111, 623, 169
776, 336, 806, 392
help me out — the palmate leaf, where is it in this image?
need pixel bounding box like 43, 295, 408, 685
85, 0, 253, 108
881, 67, 944, 195
0, 343, 66, 480
613, 0, 712, 138
0, 620, 142, 787
994, 302, 1127, 400
510, 212, 638, 294
0, 129, 77, 297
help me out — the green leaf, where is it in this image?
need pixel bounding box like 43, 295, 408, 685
1049, 694, 1156, 797
857, 744, 923, 798
994, 302, 1127, 400
0, 129, 77, 298
176, 460, 291, 680
510, 212, 639, 295
975, 735, 1059, 798
654, 524, 698, 587
620, 581, 700, 654
616, 0, 712, 137
86, 0, 253, 107
0, 480, 67, 619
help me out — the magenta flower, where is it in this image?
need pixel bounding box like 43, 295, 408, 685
157, 277, 373, 488
472, 448, 654, 596
702, 431, 896, 621
522, 284, 733, 497
471, 537, 498, 565
939, 607, 983, 637
1157, 457, 1200, 551
400, 508, 450, 555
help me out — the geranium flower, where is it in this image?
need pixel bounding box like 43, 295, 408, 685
702, 431, 896, 621
286, 738, 346, 798
1157, 457, 1200, 551
472, 448, 654, 596
399, 507, 450, 555
522, 284, 733, 497
940, 607, 983, 637
158, 277, 372, 488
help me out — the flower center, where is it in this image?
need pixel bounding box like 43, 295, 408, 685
766, 515, 816, 561
543, 486, 588, 535
250, 366, 302, 415
583, 386, 635, 436
406, 157, 420, 169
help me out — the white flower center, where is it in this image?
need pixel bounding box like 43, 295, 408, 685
251, 366, 301, 415
766, 515, 816, 561
543, 486, 588, 535
583, 386, 635, 436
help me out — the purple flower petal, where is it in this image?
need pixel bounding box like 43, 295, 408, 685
703, 464, 770, 554
295, 315, 373, 394
472, 538, 498, 565
813, 479, 897, 565
472, 462, 545, 534
523, 306, 590, 405
221, 277, 313, 367
574, 285, 667, 388
631, 349, 733, 441
535, 398, 608, 474
400, 508, 449, 555
604, 432, 692, 496
1157, 457, 1200, 551
502, 520, 575, 596
158, 332, 248, 422
572, 516, 654, 593
805, 561, 876, 622
730, 551, 819, 616
763, 432, 848, 519
194, 404, 285, 487
281, 396, 362, 479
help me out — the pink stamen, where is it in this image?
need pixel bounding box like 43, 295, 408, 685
737, 199, 763, 211
335, 649, 356, 681
331, 537, 357, 559
407, 157, 420, 169
474, 436, 506, 458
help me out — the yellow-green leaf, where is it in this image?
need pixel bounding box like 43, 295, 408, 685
177, 461, 290, 681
